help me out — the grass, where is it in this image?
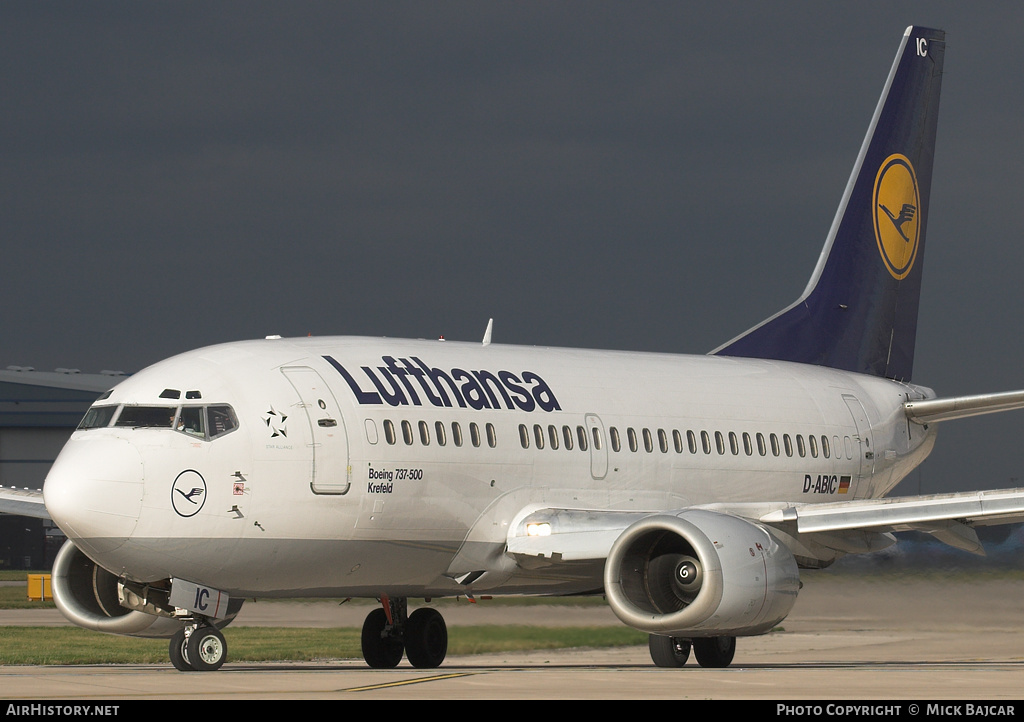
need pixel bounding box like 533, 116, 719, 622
0, 573, 644, 665
0, 626, 647, 666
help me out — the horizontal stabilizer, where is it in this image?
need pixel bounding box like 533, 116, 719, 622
905, 390, 1024, 423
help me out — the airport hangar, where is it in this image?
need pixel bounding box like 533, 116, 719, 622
0, 367, 117, 570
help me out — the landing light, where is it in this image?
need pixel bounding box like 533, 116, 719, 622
526, 522, 552, 537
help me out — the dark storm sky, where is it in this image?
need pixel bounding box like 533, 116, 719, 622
4, 2, 1024, 494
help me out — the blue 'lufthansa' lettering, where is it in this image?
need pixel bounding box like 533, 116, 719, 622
324, 355, 561, 412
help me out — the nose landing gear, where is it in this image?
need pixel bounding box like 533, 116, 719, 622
360, 595, 449, 669
169, 622, 228, 672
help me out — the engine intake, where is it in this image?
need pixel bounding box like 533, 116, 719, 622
604, 509, 799, 637
51, 540, 241, 638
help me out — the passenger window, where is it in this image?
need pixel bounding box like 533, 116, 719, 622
729, 431, 739, 455
534, 424, 545, 449
822, 435, 831, 459
591, 426, 602, 451
435, 421, 446, 446
743, 432, 753, 456
715, 431, 725, 455
809, 434, 819, 458
610, 427, 621, 452
658, 429, 668, 454
784, 434, 793, 457
384, 419, 397, 445
642, 428, 653, 453
364, 419, 378, 445
563, 425, 574, 450
796, 434, 806, 457
486, 423, 497, 448
577, 425, 589, 451
687, 430, 697, 454
419, 420, 430, 446
452, 422, 463, 447
701, 430, 711, 455
627, 428, 638, 452
519, 424, 530, 449
548, 424, 560, 450
402, 420, 414, 445
757, 433, 767, 456
470, 422, 481, 448
770, 433, 780, 457
673, 430, 684, 454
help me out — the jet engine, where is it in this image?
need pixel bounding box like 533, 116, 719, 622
603, 509, 799, 637
51, 540, 240, 638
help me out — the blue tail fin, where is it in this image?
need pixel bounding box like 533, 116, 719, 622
713, 26, 945, 382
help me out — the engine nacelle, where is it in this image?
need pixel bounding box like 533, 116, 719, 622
604, 509, 799, 637
51, 540, 241, 638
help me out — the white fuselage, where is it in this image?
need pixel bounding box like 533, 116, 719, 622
42, 336, 937, 598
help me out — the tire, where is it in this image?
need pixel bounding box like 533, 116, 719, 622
169, 627, 194, 671
405, 608, 448, 669
648, 634, 691, 667
692, 636, 736, 668
186, 626, 228, 672
361, 607, 404, 668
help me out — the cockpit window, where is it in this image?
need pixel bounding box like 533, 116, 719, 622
115, 406, 177, 428
80, 403, 239, 439
177, 406, 205, 437
207, 405, 238, 439
78, 405, 117, 430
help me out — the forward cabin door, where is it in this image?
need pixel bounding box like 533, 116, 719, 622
282, 366, 351, 494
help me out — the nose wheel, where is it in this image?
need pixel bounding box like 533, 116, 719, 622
360, 596, 449, 668
169, 623, 228, 672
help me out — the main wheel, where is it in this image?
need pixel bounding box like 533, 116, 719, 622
405, 607, 448, 668
169, 627, 194, 671
692, 636, 736, 668
648, 634, 691, 667
361, 607, 404, 668
186, 626, 227, 672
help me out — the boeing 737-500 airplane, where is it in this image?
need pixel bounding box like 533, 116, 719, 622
4, 25, 1024, 672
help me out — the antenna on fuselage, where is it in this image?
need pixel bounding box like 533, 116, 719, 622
482, 318, 493, 347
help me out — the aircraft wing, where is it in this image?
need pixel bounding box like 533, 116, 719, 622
0, 487, 49, 520
757, 487, 1024, 555
506, 485, 1024, 567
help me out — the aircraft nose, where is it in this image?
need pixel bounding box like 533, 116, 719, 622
43, 435, 144, 557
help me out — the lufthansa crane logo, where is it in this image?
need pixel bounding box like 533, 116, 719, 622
873, 154, 921, 280
171, 469, 207, 517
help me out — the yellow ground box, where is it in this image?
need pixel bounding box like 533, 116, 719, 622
27, 574, 51, 601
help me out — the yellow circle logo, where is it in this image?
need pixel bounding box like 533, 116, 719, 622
873, 154, 920, 280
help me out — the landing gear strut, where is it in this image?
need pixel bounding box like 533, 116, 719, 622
648, 634, 736, 668
169, 622, 228, 672
360, 596, 449, 669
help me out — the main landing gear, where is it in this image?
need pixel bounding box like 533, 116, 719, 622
361, 596, 449, 669
648, 634, 736, 668
170, 621, 228, 672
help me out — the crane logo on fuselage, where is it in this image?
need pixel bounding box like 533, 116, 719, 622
171, 470, 207, 517
324, 355, 561, 412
